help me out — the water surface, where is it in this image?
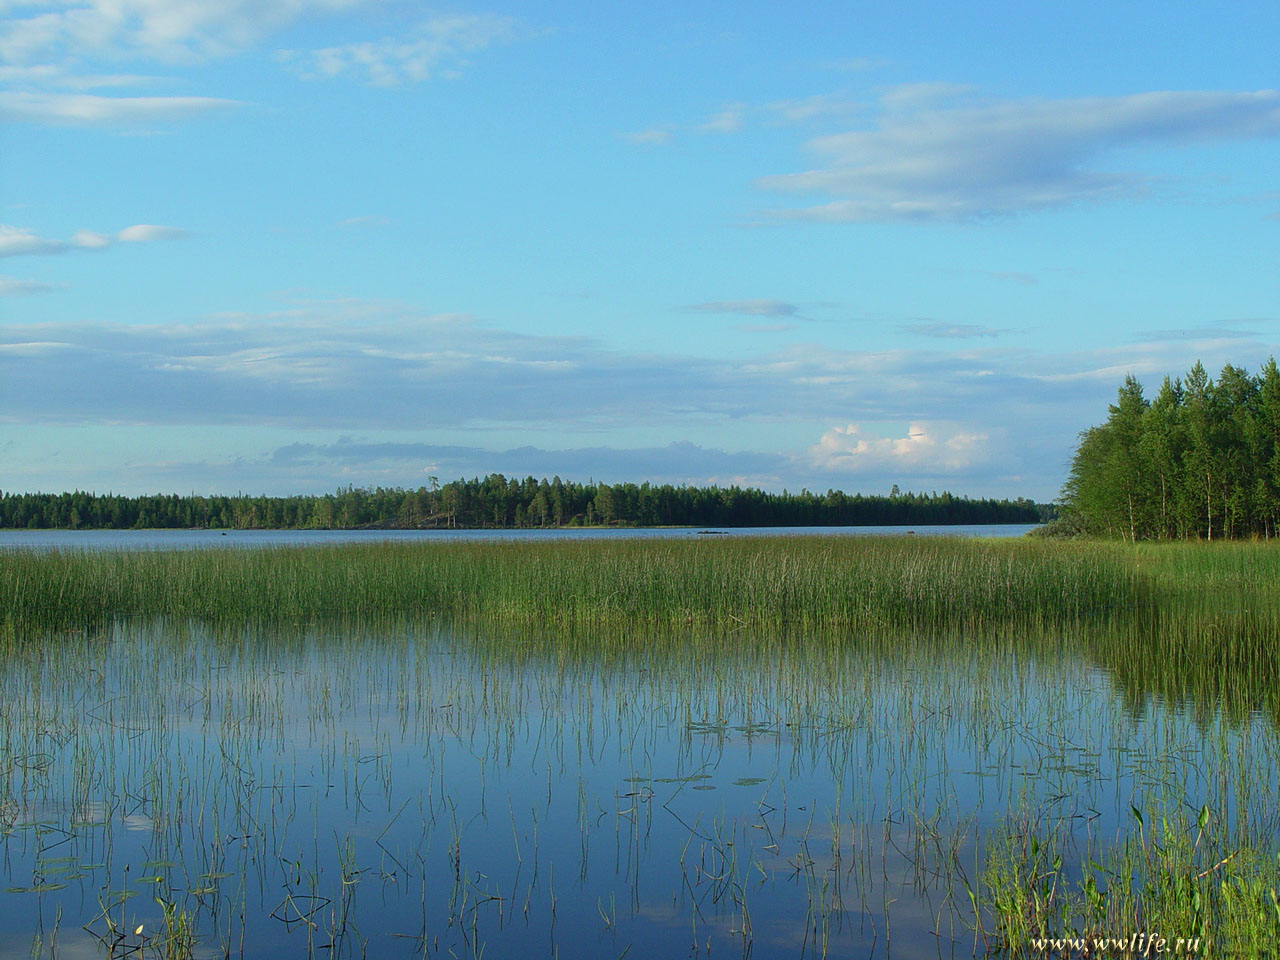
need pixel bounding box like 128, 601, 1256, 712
0, 523, 1037, 552
0, 619, 1268, 958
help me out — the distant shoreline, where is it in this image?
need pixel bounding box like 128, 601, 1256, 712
0, 519, 1043, 532
0, 478, 1054, 531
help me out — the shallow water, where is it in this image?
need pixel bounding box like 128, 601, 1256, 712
0, 620, 1271, 958
0, 523, 1037, 552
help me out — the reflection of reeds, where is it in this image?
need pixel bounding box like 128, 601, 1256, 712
0, 536, 1135, 635
8, 537, 1278, 726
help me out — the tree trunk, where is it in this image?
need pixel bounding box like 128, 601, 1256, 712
1206, 470, 1213, 541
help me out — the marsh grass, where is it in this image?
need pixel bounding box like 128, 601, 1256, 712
976, 802, 1280, 956
4, 536, 1280, 957
1082, 542, 1280, 726
0, 536, 1136, 637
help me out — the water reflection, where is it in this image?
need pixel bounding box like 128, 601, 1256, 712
0, 524, 1038, 553
0, 619, 1273, 958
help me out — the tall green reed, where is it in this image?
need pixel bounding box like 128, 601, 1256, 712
0, 536, 1136, 637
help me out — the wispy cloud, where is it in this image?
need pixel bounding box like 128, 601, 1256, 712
0, 0, 381, 65
277, 14, 519, 86
757, 88, 1280, 222
0, 91, 239, 125
0, 275, 57, 296
690, 299, 801, 318
766, 94, 861, 124
4, 299, 1269, 497
338, 215, 392, 228
0, 225, 66, 257
823, 57, 890, 73
1133, 319, 1267, 342
898, 321, 1004, 339
988, 271, 1037, 286
117, 224, 188, 243
0, 223, 188, 257
697, 103, 745, 134
620, 127, 673, 146
735, 323, 797, 334
0, 65, 164, 89
267, 437, 786, 486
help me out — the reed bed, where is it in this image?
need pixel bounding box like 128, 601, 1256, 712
977, 802, 1280, 956
5, 535, 1280, 956
0, 535, 1135, 637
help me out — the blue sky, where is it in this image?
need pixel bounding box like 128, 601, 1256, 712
2, 0, 1278, 500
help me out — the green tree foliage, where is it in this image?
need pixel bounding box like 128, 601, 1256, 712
0, 478, 1046, 530
1064, 359, 1280, 539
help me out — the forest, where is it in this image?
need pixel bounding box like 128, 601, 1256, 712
1062, 358, 1280, 540
0, 477, 1047, 530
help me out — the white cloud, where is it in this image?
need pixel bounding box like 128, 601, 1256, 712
0, 225, 65, 257
988, 271, 1036, 286
766, 94, 861, 124
0, 275, 57, 296
735, 323, 796, 334
824, 57, 890, 73
278, 13, 517, 86
0, 222, 187, 257
117, 223, 187, 243
338, 214, 391, 228
0, 64, 163, 88
758, 89, 1280, 222
898, 321, 1004, 339
697, 103, 745, 134
3, 298, 1271, 498
0, 91, 239, 125
0, 0, 379, 65
70, 229, 111, 248
878, 82, 975, 108
620, 127, 673, 146
0, 340, 74, 355
809, 421, 991, 473
691, 299, 799, 318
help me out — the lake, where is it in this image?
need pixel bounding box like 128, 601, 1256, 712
0, 523, 1037, 551
0, 619, 1269, 958
1, 536, 1273, 958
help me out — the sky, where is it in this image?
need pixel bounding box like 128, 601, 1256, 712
2, 0, 1278, 501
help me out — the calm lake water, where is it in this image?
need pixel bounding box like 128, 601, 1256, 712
0, 523, 1037, 551
0, 617, 1269, 959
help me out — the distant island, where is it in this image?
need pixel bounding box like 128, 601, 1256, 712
0, 476, 1051, 530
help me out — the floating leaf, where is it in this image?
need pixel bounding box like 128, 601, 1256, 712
7, 882, 68, 893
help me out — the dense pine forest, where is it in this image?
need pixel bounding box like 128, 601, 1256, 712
0, 477, 1046, 530
1062, 358, 1280, 540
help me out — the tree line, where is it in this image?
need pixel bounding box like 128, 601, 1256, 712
0, 476, 1047, 530
1062, 359, 1280, 540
